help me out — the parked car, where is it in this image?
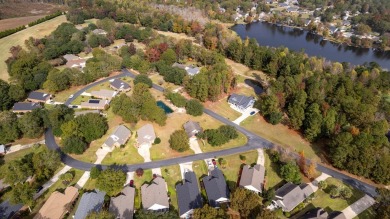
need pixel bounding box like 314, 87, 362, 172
36, 186, 43, 193
69, 94, 74, 99
212, 159, 217, 166
129, 180, 134, 187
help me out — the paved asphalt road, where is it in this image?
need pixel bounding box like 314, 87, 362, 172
47, 68, 377, 197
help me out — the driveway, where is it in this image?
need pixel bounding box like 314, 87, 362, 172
256, 148, 265, 166
125, 172, 134, 186
233, 107, 259, 125
75, 171, 90, 189
179, 162, 193, 179
137, 144, 151, 162
94, 148, 109, 164
34, 165, 72, 199
341, 195, 376, 218
190, 138, 202, 154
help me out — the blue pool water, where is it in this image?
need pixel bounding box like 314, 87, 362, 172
157, 101, 173, 114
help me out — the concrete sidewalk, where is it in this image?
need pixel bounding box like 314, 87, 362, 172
34, 165, 72, 199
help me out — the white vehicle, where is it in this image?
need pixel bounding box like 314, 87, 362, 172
69, 94, 74, 99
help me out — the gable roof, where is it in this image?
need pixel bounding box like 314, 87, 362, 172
137, 124, 156, 146
172, 63, 201, 76
110, 79, 131, 91
91, 89, 117, 99
74, 190, 105, 219
176, 171, 203, 217
12, 102, 41, 112
109, 186, 135, 219
27, 91, 51, 101
103, 125, 131, 148
239, 164, 265, 192
141, 176, 169, 210
63, 54, 80, 61
80, 99, 108, 109
228, 94, 255, 109
275, 182, 305, 212
202, 168, 229, 207
299, 208, 329, 219
183, 121, 202, 138
35, 186, 79, 219
92, 29, 107, 35
66, 58, 86, 68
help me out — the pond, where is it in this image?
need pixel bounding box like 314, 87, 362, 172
244, 79, 264, 95
157, 101, 173, 114
231, 22, 390, 70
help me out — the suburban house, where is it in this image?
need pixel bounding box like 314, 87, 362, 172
27, 91, 51, 103
91, 89, 117, 100
239, 164, 265, 194
34, 186, 79, 219
109, 186, 135, 219
12, 102, 42, 113
299, 208, 329, 219
172, 63, 201, 76
176, 171, 203, 218
183, 121, 202, 138
92, 29, 107, 35
141, 176, 169, 212
228, 94, 256, 112
102, 125, 131, 151
0, 144, 5, 155
74, 190, 105, 219
273, 182, 314, 212
74, 110, 101, 117
66, 58, 86, 70
63, 54, 80, 62
110, 79, 131, 92
202, 168, 230, 208
136, 124, 156, 148
80, 99, 109, 110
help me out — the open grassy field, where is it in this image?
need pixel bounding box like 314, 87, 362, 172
161, 165, 182, 210
0, 15, 45, 31
0, 3, 66, 19
241, 115, 320, 161
198, 131, 247, 153
0, 15, 67, 81
218, 150, 258, 190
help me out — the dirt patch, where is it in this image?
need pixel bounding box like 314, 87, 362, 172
0, 3, 67, 19
0, 15, 45, 31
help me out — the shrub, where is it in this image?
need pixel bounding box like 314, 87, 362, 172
154, 137, 161, 144
280, 162, 302, 184
90, 166, 101, 179
340, 187, 352, 199
169, 130, 190, 152
186, 99, 203, 116
318, 181, 328, 190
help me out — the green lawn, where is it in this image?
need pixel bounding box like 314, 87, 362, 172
192, 160, 208, 180
218, 150, 258, 190
161, 165, 182, 211
204, 97, 241, 121
353, 206, 376, 219
264, 150, 284, 190
304, 178, 365, 213
133, 169, 152, 210
198, 132, 247, 153
101, 135, 144, 165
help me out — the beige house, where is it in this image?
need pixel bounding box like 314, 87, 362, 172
141, 176, 169, 212
80, 99, 109, 110
34, 186, 79, 219
136, 124, 156, 148
102, 125, 131, 151
91, 89, 117, 100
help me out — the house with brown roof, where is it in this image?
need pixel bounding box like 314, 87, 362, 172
12, 102, 42, 113
80, 99, 109, 110
109, 186, 135, 219
239, 164, 265, 194
136, 124, 156, 148
27, 91, 51, 103
91, 89, 117, 100
141, 176, 169, 212
34, 186, 79, 219
102, 125, 131, 152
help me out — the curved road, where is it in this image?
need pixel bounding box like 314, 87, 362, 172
46, 68, 378, 197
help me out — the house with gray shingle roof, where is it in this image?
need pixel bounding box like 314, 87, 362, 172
110, 79, 131, 92
141, 176, 169, 212
80, 99, 109, 110
136, 124, 156, 148
12, 102, 42, 113
27, 91, 51, 103
109, 186, 135, 219
102, 125, 131, 151
183, 121, 202, 138
63, 54, 80, 62
273, 182, 313, 212
176, 171, 203, 218
239, 164, 265, 194
92, 29, 107, 35
74, 190, 105, 219
202, 168, 229, 208
228, 94, 255, 112
172, 63, 201, 76
91, 89, 117, 100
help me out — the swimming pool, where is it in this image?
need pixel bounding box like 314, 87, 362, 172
157, 101, 173, 114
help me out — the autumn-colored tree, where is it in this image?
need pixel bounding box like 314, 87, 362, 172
350, 126, 360, 136
136, 168, 144, 177
146, 48, 161, 62
306, 161, 317, 179
298, 151, 306, 174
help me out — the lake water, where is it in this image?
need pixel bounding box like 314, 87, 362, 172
231, 22, 390, 70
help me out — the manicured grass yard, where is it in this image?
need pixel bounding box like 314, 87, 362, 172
205, 97, 241, 121
0, 15, 67, 81
192, 160, 208, 180
307, 178, 365, 212
161, 165, 182, 210
198, 132, 247, 153
101, 135, 144, 165
149, 74, 181, 91
218, 150, 258, 190
264, 150, 284, 190
241, 115, 321, 161
133, 169, 153, 210
52, 85, 84, 102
